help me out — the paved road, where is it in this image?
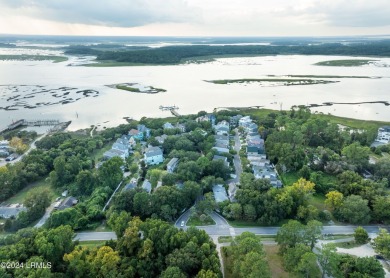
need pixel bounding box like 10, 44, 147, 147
75, 225, 389, 241
34, 201, 57, 228
75, 232, 118, 241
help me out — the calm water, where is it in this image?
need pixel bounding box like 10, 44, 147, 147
0, 51, 389, 130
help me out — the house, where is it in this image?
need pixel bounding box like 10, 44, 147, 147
137, 124, 151, 139
196, 114, 216, 125
247, 143, 265, 155
213, 142, 230, 154
214, 120, 230, 136
212, 184, 229, 203
56, 196, 78, 210
0, 140, 9, 149
230, 115, 242, 127
123, 178, 137, 191
376, 126, 390, 144
0, 149, 9, 157
142, 180, 152, 194
246, 123, 258, 133
129, 137, 137, 147
239, 116, 252, 127
215, 135, 229, 146
129, 129, 144, 141
163, 122, 175, 129
167, 157, 179, 173
144, 146, 164, 165
213, 155, 229, 167
175, 123, 186, 133
112, 142, 129, 157
155, 134, 168, 144
103, 149, 127, 160
0, 206, 26, 218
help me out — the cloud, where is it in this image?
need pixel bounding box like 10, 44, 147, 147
0, 0, 201, 27
277, 0, 390, 27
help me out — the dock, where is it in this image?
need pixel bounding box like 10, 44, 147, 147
159, 105, 181, 117
0, 119, 65, 134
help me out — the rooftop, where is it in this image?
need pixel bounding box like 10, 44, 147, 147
212, 184, 229, 203
144, 146, 163, 157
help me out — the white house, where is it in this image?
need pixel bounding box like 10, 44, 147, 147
212, 184, 229, 203
163, 122, 175, 129
144, 146, 164, 165
376, 126, 390, 144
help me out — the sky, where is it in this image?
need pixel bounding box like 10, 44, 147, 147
0, 0, 389, 36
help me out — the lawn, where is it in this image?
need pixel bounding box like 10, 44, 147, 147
187, 214, 215, 226
280, 171, 300, 186
309, 194, 327, 211
218, 236, 233, 243
333, 240, 366, 249
91, 142, 113, 162
3, 177, 58, 205
77, 240, 107, 249
221, 246, 235, 278
263, 245, 296, 278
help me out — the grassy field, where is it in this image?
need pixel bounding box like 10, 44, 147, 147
280, 172, 300, 186
286, 74, 374, 79
77, 240, 107, 249
85, 61, 162, 67
91, 142, 114, 162
309, 194, 327, 211
3, 178, 58, 205
187, 214, 215, 226
264, 245, 296, 278
314, 59, 376, 67
333, 240, 366, 249
116, 85, 141, 92
218, 236, 233, 243
0, 54, 68, 63
221, 247, 234, 278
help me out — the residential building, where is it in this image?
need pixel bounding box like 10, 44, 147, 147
0, 149, 9, 157
144, 146, 164, 165
239, 116, 252, 127
175, 123, 186, 133
230, 115, 243, 127
167, 157, 179, 173
213, 142, 230, 154
214, 120, 230, 136
155, 134, 168, 144
247, 143, 265, 155
376, 126, 390, 144
56, 197, 78, 210
137, 124, 151, 138
215, 135, 229, 146
129, 129, 144, 141
112, 142, 129, 156
103, 149, 127, 160
123, 178, 137, 191
0, 140, 9, 149
212, 184, 229, 203
142, 180, 152, 194
163, 122, 175, 129
213, 155, 229, 167
196, 114, 216, 125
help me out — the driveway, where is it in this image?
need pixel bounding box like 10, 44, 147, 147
34, 201, 57, 228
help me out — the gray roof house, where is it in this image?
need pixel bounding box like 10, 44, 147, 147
213, 155, 229, 167
123, 178, 137, 192
56, 197, 78, 210
142, 180, 152, 194
163, 122, 175, 129
167, 157, 179, 173
144, 146, 164, 165
137, 124, 151, 138
103, 149, 127, 160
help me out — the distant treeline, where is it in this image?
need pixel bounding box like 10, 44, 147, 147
65, 40, 390, 64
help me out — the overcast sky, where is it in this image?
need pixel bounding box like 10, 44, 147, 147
0, 0, 389, 36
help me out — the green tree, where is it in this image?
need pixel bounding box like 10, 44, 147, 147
107, 211, 132, 237
341, 142, 370, 171
317, 243, 339, 278
338, 195, 371, 224
24, 188, 51, 222
161, 266, 187, 278
98, 157, 123, 189
296, 252, 319, 278
373, 228, 390, 259
354, 226, 369, 244
276, 220, 305, 253
305, 220, 323, 250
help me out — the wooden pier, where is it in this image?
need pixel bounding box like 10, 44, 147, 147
0, 119, 61, 134
159, 105, 180, 117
